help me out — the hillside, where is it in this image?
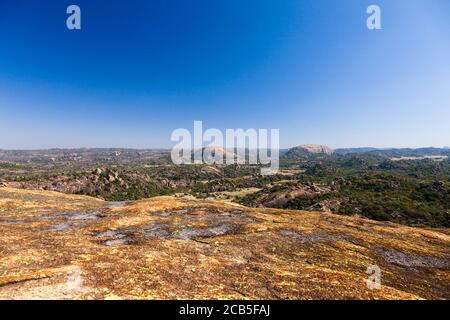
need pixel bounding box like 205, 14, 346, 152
1, 148, 449, 228
0, 187, 448, 300
282, 144, 333, 160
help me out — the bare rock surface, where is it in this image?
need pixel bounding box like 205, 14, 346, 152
0, 187, 449, 300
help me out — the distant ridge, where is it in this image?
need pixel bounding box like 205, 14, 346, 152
333, 147, 378, 154
334, 147, 450, 157
1, 146, 449, 163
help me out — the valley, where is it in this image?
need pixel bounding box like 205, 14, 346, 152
1, 146, 448, 228
0, 146, 449, 299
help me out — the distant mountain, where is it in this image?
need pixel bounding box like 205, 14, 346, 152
333, 147, 378, 155
334, 147, 450, 157
282, 144, 333, 160
1, 147, 448, 165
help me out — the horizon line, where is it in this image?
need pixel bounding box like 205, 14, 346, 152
0, 145, 449, 152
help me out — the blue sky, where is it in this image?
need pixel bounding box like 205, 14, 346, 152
0, 0, 449, 149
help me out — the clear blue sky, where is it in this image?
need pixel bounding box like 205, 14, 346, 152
0, 0, 449, 149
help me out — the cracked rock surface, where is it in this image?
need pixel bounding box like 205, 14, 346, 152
0, 187, 449, 300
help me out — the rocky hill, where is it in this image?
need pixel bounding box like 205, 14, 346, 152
282, 144, 333, 160
0, 187, 448, 299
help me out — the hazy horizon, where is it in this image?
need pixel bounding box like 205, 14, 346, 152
1, 144, 449, 151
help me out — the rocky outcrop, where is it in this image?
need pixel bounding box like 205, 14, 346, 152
242, 183, 331, 208
283, 144, 333, 160
0, 187, 449, 300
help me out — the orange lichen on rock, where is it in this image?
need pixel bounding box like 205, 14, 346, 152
0, 188, 448, 300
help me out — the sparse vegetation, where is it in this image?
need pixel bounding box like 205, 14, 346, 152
1, 148, 449, 227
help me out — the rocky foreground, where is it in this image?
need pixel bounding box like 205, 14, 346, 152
0, 187, 448, 300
